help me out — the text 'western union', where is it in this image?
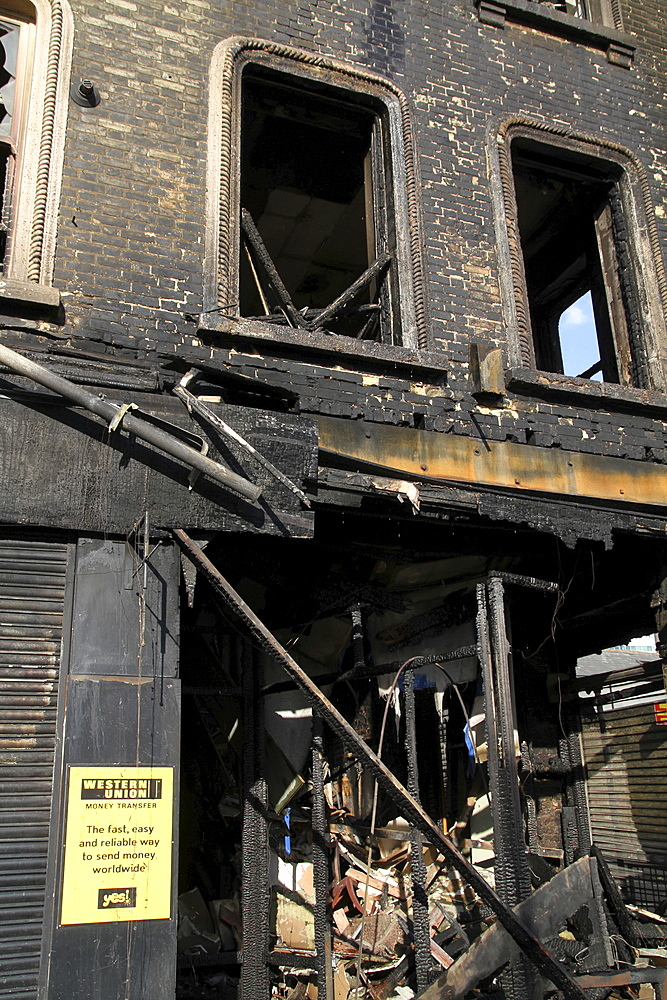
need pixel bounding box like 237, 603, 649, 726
81, 779, 163, 800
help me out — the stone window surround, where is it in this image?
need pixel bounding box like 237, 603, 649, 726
474, 0, 636, 69
202, 36, 429, 356
489, 116, 667, 401
0, 0, 72, 310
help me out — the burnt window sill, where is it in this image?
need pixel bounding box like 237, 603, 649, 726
475, 0, 636, 67
506, 367, 667, 417
0, 279, 60, 311
198, 315, 448, 379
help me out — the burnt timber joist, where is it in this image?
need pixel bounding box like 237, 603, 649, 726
417, 856, 659, 1000
420, 857, 597, 1000
173, 528, 591, 1000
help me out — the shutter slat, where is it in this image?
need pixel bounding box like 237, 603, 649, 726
0, 541, 67, 1000
583, 693, 667, 910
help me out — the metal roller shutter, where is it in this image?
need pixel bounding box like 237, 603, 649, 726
0, 540, 69, 1000
582, 701, 667, 910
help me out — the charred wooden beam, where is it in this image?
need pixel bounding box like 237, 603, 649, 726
240, 642, 271, 1000
590, 844, 641, 948
309, 253, 391, 332
241, 209, 309, 330
262, 646, 478, 698
312, 715, 333, 1000
574, 968, 667, 994
404, 667, 434, 991
477, 580, 533, 999
416, 857, 600, 1000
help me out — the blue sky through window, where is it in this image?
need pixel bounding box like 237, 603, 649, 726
558, 291, 602, 379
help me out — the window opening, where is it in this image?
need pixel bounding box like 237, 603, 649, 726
512, 140, 643, 385
530, 0, 588, 16
239, 67, 397, 343
558, 291, 603, 380
0, 9, 33, 271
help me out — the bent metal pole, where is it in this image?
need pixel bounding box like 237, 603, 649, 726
0, 342, 262, 503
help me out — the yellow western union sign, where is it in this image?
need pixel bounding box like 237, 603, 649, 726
60, 766, 174, 925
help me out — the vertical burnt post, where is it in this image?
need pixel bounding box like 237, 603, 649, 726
439, 705, 449, 830
404, 666, 434, 990
241, 643, 270, 1000
311, 714, 334, 1000
559, 700, 592, 861
41, 538, 181, 1000
477, 580, 535, 999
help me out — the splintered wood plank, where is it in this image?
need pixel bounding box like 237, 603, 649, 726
419, 858, 596, 1000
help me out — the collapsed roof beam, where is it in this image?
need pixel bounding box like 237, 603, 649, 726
241, 208, 309, 329
172, 527, 589, 1000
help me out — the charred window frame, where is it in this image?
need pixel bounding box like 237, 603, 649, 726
527, 0, 619, 21
0, 0, 72, 301
531, 1, 588, 17
478, 0, 623, 26
239, 67, 400, 344
205, 39, 427, 351
497, 124, 667, 392
513, 142, 643, 385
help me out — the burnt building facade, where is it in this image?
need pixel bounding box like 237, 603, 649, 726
1, 0, 667, 998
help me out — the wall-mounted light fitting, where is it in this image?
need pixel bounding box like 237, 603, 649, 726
71, 79, 101, 107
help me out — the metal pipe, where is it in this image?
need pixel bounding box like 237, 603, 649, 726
0, 343, 262, 502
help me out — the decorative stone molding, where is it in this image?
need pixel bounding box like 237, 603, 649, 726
490, 116, 667, 390
204, 36, 428, 350
10, 0, 72, 291
474, 0, 636, 67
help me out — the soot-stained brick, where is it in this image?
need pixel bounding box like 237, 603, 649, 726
8, 0, 660, 479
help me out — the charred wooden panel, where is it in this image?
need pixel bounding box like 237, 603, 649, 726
69, 538, 179, 678
42, 539, 181, 1000
0, 393, 316, 538
44, 678, 181, 1000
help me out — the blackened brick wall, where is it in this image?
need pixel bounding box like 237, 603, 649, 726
23, 0, 667, 465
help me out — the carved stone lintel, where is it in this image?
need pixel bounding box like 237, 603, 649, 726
476, 0, 507, 26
